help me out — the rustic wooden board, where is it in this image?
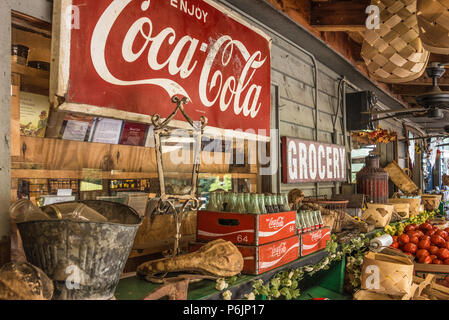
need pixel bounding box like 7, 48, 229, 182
10, 73, 21, 158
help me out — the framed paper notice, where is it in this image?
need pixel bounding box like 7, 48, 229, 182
91, 118, 123, 144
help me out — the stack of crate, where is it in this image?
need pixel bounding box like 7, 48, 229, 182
189, 209, 300, 275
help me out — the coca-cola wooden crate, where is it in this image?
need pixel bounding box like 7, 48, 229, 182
301, 227, 331, 256
197, 210, 297, 245
190, 235, 300, 275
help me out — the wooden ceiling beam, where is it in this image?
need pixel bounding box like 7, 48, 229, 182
390, 85, 430, 96
310, 1, 370, 32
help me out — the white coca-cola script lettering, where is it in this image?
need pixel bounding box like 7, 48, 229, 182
90, 0, 267, 118
311, 230, 322, 242
271, 242, 287, 258
267, 217, 285, 229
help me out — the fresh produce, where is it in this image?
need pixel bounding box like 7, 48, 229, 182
409, 235, 419, 245
403, 243, 417, 254
429, 246, 440, 255
420, 223, 433, 232
438, 248, 449, 260
418, 255, 432, 264
416, 249, 430, 260
398, 234, 410, 246
431, 235, 445, 247
387, 214, 449, 265
418, 238, 431, 250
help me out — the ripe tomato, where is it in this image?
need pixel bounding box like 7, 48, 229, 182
403, 243, 417, 254
404, 225, 416, 233
398, 234, 410, 246
426, 230, 437, 236
444, 228, 449, 234
436, 230, 448, 238
406, 231, 418, 239
444, 259, 449, 265
420, 223, 433, 231
420, 235, 431, 241
392, 235, 398, 242
409, 236, 420, 244
431, 235, 445, 246
415, 230, 425, 238
433, 259, 443, 265
390, 242, 399, 249
419, 255, 432, 264
418, 238, 431, 250
416, 249, 430, 260
429, 245, 440, 255
438, 248, 449, 260
430, 255, 438, 260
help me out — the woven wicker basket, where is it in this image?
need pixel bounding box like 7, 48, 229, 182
361, 251, 414, 296
384, 161, 420, 194
417, 0, 449, 54
361, 0, 430, 83
421, 194, 442, 211
389, 197, 421, 217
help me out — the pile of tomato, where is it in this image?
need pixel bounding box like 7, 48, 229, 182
390, 221, 449, 265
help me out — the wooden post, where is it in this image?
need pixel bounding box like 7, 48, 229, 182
0, 0, 11, 266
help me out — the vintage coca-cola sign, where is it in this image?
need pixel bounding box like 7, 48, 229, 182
51, 0, 272, 136
281, 136, 347, 183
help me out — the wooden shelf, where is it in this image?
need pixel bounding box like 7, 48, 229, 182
12, 62, 49, 94
11, 62, 49, 79
11, 169, 257, 180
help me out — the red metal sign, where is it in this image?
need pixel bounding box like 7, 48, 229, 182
282, 137, 347, 183
60, 0, 271, 135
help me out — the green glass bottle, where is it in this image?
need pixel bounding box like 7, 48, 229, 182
281, 193, 291, 211
216, 191, 224, 212
222, 192, 230, 211
206, 192, 219, 211
257, 194, 266, 214
243, 193, 251, 213
248, 193, 261, 214
264, 194, 273, 213
226, 192, 237, 213
271, 195, 279, 213
235, 193, 246, 213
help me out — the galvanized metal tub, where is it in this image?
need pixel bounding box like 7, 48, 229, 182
16, 200, 142, 300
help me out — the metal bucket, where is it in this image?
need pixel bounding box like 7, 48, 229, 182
16, 200, 142, 300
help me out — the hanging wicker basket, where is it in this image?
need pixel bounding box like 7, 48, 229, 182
361, 0, 430, 83
417, 0, 449, 54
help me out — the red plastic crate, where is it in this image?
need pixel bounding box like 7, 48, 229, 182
190, 235, 300, 275
197, 210, 297, 245
301, 227, 331, 256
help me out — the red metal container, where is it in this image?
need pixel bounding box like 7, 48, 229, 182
190, 235, 300, 275
356, 155, 389, 204
197, 210, 297, 246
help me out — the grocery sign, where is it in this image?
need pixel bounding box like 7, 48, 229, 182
281, 137, 346, 183
51, 0, 272, 136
